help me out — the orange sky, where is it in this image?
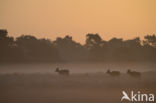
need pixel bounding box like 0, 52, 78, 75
0, 0, 156, 44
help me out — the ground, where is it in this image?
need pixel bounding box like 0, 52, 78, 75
0, 72, 156, 103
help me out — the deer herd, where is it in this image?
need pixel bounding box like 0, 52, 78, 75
106, 69, 141, 77
55, 67, 69, 75
55, 67, 141, 77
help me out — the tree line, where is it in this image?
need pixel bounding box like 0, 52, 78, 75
0, 29, 156, 63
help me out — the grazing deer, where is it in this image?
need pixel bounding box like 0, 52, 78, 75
106, 69, 120, 76
127, 69, 141, 77
55, 67, 69, 75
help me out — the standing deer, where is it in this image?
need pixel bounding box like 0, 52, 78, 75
106, 69, 120, 76
55, 67, 69, 75
127, 69, 141, 77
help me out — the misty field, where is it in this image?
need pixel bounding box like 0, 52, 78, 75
0, 63, 156, 103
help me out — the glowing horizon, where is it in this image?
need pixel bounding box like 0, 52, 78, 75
0, 0, 156, 44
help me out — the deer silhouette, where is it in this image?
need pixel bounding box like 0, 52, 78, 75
106, 69, 120, 76
127, 69, 141, 77
55, 67, 69, 75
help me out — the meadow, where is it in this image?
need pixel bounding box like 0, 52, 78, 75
0, 63, 156, 103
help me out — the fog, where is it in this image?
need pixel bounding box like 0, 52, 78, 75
0, 62, 156, 103
0, 62, 156, 74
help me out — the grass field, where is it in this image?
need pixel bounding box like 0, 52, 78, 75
0, 71, 156, 103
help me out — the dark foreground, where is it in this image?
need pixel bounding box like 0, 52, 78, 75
0, 72, 156, 103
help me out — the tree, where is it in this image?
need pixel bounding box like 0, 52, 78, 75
85, 33, 104, 49
16, 35, 59, 61
53, 35, 84, 61
108, 38, 123, 48
144, 34, 156, 48
0, 29, 15, 62
123, 37, 141, 48
0, 29, 14, 48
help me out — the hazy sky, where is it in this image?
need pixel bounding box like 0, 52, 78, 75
0, 0, 156, 43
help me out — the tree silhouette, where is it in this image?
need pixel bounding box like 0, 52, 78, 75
15, 35, 59, 62
85, 33, 104, 49
108, 38, 123, 48
123, 37, 141, 48
53, 35, 85, 61
0, 29, 14, 62
144, 34, 156, 48
0, 29, 14, 48
0, 29, 156, 63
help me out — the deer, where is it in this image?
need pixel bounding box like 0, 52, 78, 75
55, 67, 69, 75
106, 69, 120, 76
127, 69, 141, 77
